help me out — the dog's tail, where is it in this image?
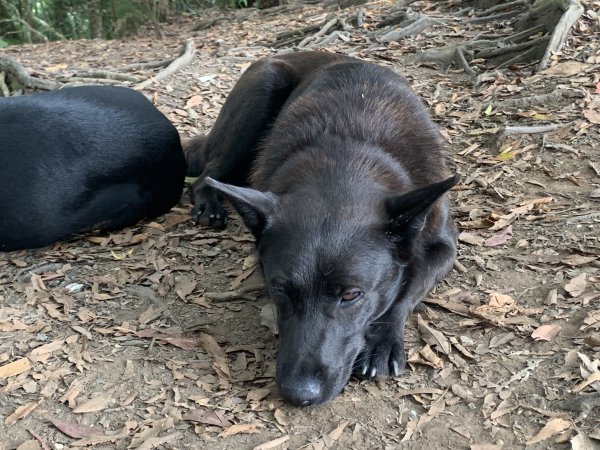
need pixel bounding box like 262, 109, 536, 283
182, 135, 208, 177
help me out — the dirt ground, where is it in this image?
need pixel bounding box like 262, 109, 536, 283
1, 1, 599, 449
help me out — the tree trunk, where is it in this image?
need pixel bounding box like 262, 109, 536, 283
20, 0, 33, 43
89, 0, 103, 39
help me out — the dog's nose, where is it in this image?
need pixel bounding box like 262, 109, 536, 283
279, 379, 322, 406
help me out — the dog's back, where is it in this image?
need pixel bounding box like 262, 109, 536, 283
0, 86, 186, 251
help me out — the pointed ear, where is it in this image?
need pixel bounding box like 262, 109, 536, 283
206, 177, 278, 239
386, 175, 459, 238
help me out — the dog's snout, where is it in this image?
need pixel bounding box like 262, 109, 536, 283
279, 378, 322, 406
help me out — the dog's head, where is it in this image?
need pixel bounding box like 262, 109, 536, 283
207, 175, 458, 406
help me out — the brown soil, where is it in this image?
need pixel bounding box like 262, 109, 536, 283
1, 1, 599, 449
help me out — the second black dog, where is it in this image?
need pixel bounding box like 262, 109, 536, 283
0, 86, 186, 251
185, 51, 459, 406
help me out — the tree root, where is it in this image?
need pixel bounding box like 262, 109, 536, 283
0, 54, 61, 91
72, 69, 142, 83
0, 71, 10, 97
379, 15, 443, 42
298, 17, 339, 48
204, 283, 265, 302
493, 89, 584, 109
135, 39, 196, 90
415, 0, 583, 75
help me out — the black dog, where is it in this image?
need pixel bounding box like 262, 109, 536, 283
185, 52, 459, 406
0, 86, 186, 251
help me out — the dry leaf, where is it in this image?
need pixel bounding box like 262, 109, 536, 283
253, 436, 290, 450
328, 420, 350, 441
470, 445, 502, 450
458, 232, 485, 246
0, 358, 32, 378
573, 373, 600, 393
218, 422, 263, 437
532, 324, 561, 341
186, 95, 203, 108
5, 401, 40, 426
526, 417, 571, 445
417, 314, 451, 354
570, 432, 599, 450
246, 387, 271, 402
484, 225, 513, 247
565, 273, 587, 297
274, 409, 290, 426
50, 418, 105, 438
72, 393, 112, 413
183, 409, 232, 428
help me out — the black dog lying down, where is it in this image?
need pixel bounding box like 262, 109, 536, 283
0, 86, 186, 251
185, 51, 459, 406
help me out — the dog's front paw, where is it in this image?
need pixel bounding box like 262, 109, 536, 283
192, 198, 227, 229
191, 183, 228, 229
354, 334, 405, 380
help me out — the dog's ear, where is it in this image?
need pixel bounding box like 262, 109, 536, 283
386, 175, 459, 245
206, 177, 278, 238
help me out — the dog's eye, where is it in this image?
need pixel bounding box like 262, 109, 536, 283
340, 288, 362, 302
271, 283, 286, 295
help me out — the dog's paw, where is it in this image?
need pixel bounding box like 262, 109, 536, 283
354, 335, 405, 380
191, 197, 228, 229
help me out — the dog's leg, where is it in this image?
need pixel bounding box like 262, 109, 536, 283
356, 234, 457, 378
188, 59, 298, 228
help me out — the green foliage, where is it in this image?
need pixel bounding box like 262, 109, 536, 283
0, 0, 215, 45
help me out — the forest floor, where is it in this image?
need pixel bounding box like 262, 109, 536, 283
1, 0, 599, 449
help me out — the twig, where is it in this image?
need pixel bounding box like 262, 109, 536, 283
379, 16, 442, 42
0, 54, 61, 90
17, 262, 65, 283
204, 283, 265, 302
135, 39, 196, 90
298, 17, 338, 48
502, 124, 563, 135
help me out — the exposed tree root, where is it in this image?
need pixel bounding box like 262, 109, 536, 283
0, 71, 10, 97
493, 89, 584, 109
135, 39, 196, 90
416, 0, 583, 75
0, 54, 61, 91
379, 15, 442, 42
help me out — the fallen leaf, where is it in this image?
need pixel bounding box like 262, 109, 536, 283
573, 372, 600, 393
218, 422, 263, 437
50, 418, 105, 438
565, 273, 587, 297
328, 420, 350, 441
253, 435, 290, 450
72, 393, 112, 413
0, 358, 32, 378
543, 61, 591, 76
274, 409, 290, 426
417, 314, 451, 354
470, 445, 502, 450
5, 401, 40, 426
583, 109, 600, 125
526, 417, 571, 445
186, 95, 203, 108
246, 387, 271, 402
570, 431, 599, 450
458, 232, 485, 246
260, 304, 278, 335
484, 225, 513, 247
183, 409, 232, 428
532, 324, 561, 341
